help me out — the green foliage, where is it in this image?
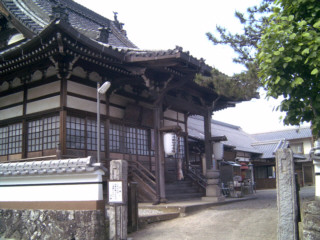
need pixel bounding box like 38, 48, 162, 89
258, 0, 320, 137
195, 63, 259, 101
202, 0, 271, 104
206, 0, 272, 65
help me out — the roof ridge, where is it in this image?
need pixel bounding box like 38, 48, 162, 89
252, 126, 311, 135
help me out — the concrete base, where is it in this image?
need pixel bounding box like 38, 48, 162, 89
202, 196, 225, 202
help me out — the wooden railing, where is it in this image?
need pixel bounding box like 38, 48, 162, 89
128, 159, 157, 201
186, 164, 207, 190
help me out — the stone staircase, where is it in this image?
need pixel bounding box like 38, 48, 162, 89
165, 178, 204, 201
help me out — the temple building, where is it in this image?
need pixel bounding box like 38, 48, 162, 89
0, 0, 243, 203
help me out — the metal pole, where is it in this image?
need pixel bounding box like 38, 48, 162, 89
97, 82, 101, 163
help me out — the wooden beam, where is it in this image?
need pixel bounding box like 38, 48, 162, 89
165, 95, 206, 115
153, 104, 166, 204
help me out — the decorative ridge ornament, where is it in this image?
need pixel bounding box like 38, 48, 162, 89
50, 2, 69, 23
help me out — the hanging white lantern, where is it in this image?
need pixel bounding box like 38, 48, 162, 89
213, 142, 224, 160
164, 133, 177, 156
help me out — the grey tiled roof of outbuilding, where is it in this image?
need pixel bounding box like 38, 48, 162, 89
251, 127, 312, 142
188, 115, 261, 154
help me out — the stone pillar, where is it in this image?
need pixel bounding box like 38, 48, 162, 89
302, 139, 320, 239
311, 138, 320, 200
276, 148, 299, 240
109, 160, 128, 240
302, 201, 320, 239
202, 169, 225, 202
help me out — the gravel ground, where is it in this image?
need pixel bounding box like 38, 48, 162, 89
129, 186, 315, 240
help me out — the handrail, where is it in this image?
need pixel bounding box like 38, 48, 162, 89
186, 164, 207, 189
128, 159, 156, 195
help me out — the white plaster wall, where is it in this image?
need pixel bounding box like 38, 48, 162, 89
303, 139, 313, 154
26, 96, 60, 114
0, 92, 23, 108
67, 95, 106, 115
67, 81, 105, 101
28, 81, 60, 100
0, 105, 23, 120
0, 171, 104, 201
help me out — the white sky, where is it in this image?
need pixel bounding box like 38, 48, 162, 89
75, 0, 309, 134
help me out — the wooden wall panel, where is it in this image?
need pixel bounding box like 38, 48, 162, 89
110, 94, 129, 107
110, 106, 124, 119
163, 119, 185, 130
164, 110, 184, 121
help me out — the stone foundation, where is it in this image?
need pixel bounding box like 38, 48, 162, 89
302, 201, 320, 240
0, 209, 106, 240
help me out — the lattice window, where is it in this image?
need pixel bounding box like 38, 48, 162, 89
109, 123, 151, 156
66, 116, 104, 151
0, 123, 22, 156
28, 116, 60, 152
87, 119, 105, 151
126, 127, 137, 154
0, 126, 8, 156
137, 128, 149, 155
28, 119, 42, 152
109, 123, 121, 152
43, 116, 60, 150
66, 116, 85, 149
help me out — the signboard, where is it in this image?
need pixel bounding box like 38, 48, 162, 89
108, 180, 124, 204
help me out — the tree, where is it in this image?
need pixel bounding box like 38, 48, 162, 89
206, 0, 272, 65
258, 0, 320, 137
194, 63, 259, 101
199, 0, 272, 102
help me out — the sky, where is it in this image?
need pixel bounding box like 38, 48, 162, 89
75, 0, 309, 134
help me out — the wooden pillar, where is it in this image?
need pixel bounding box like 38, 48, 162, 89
22, 84, 28, 159
184, 114, 190, 171
204, 107, 213, 170
153, 104, 166, 203
202, 107, 224, 202
59, 78, 67, 157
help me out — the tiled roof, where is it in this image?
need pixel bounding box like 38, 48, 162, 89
252, 127, 312, 142
1, 0, 136, 48
252, 140, 307, 160
188, 115, 261, 154
0, 157, 105, 176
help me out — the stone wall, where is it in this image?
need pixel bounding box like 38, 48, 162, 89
0, 209, 106, 240
302, 201, 320, 240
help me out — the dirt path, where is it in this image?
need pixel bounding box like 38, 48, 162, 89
128, 187, 315, 240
